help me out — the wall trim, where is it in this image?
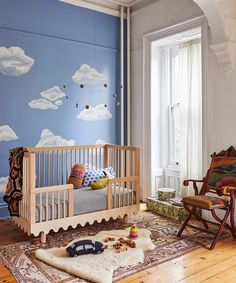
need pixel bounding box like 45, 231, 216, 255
59, 0, 122, 17
142, 15, 208, 200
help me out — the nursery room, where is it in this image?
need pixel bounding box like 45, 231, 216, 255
0, 0, 236, 282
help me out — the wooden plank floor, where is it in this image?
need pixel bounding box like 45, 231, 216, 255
0, 219, 236, 283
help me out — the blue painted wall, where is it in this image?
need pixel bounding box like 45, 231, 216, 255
0, 0, 121, 217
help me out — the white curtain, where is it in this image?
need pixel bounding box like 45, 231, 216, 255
179, 38, 202, 196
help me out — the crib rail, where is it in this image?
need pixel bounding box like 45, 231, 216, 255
107, 176, 140, 209
27, 145, 105, 188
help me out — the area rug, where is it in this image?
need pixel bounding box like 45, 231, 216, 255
0, 212, 230, 283
35, 228, 156, 283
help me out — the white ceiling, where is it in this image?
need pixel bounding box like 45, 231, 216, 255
59, 0, 155, 15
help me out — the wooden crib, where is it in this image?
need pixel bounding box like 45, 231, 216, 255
12, 144, 140, 243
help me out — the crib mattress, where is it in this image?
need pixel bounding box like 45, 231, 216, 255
35, 186, 134, 223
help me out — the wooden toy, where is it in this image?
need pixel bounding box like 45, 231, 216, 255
129, 224, 138, 239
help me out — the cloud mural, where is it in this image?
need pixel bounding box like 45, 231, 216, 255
28, 86, 65, 110
36, 129, 75, 147
0, 176, 8, 193
29, 98, 58, 110
77, 104, 112, 122
95, 139, 107, 145
0, 46, 34, 76
40, 86, 66, 101
72, 64, 108, 84
0, 125, 18, 142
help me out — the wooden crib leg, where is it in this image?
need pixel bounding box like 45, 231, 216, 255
123, 214, 129, 224
40, 232, 47, 243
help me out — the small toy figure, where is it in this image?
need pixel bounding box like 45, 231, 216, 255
104, 237, 115, 242
129, 224, 138, 239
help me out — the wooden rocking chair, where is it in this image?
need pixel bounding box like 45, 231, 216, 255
177, 146, 236, 250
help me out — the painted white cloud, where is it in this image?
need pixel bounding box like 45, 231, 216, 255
76, 104, 112, 122
55, 100, 63, 106
28, 98, 58, 110
28, 86, 65, 110
0, 176, 8, 193
0, 46, 34, 76
95, 139, 107, 145
40, 86, 66, 102
36, 129, 75, 147
0, 125, 18, 142
72, 64, 108, 84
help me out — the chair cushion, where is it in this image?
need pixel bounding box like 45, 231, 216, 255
182, 195, 228, 209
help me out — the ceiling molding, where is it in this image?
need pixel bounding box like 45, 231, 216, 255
59, 0, 121, 16
59, 0, 154, 16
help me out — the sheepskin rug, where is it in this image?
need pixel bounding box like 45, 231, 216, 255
35, 228, 156, 283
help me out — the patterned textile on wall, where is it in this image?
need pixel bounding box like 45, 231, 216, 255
208, 157, 236, 188
3, 147, 27, 217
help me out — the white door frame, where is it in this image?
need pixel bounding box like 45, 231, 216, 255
142, 15, 208, 200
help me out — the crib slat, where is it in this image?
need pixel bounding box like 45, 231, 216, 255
121, 150, 124, 177
52, 191, 54, 220
52, 150, 54, 185
118, 182, 120, 208
79, 149, 82, 163
83, 149, 86, 165
57, 150, 59, 185
132, 150, 136, 176
62, 150, 64, 184
66, 149, 68, 180
48, 151, 50, 186
122, 181, 125, 207
126, 150, 131, 205
127, 181, 130, 206
42, 151, 45, 187
107, 182, 112, 210
70, 149, 72, 170
91, 148, 94, 170
40, 192, 42, 222
37, 152, 40, 187
87, 148, 90, 169
131, 180, 134, 205
58, 191, 60, 219
100, 148, 102, 169
63, 190, 66, 218
46, 192, 49, 222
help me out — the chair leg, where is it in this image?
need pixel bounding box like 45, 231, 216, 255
177, 208, 194, 237
230, 195, 236, 238
194, 211, 209, 230
210, 209, 230, 250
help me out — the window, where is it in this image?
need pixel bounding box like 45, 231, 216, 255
151, 26, 203, 196
169, 46, 181, 166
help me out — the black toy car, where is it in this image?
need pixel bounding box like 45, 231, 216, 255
66, 240, 104, 257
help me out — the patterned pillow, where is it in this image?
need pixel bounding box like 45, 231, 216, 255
67, 163, 86, 189
81, 167, 114, 187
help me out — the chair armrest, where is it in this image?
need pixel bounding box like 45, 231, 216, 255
222, 186, 236, 195
183, 179, 204, 195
